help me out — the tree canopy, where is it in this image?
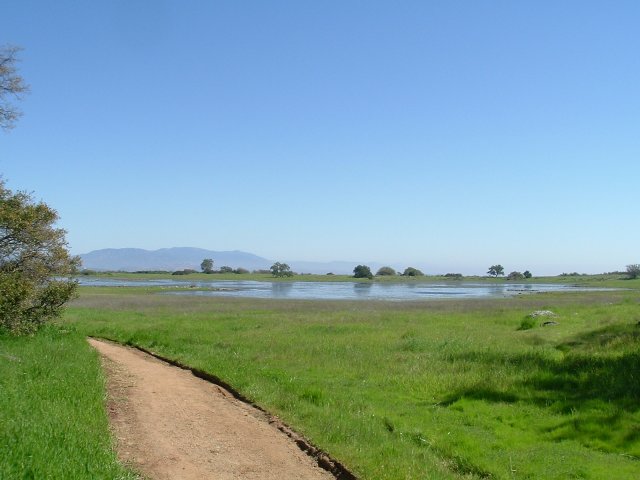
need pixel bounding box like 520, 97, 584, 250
402, 267, 424, 277
376, 266, 396, 276
270, 262, 293, 278
353, 265, 373, 279
627, 264, 640, 279
0, 45, 29, 130
507, 271, 524, 280
487, 265, 504, 277
0, 180, 79, 334
200, 258, 214, 274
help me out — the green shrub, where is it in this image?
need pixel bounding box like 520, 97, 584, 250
171, 269, 197, 275
402, 267, 424, 277
353, 265, 373, 279
444, 273, 463, 279
376, 266, 396, 276
518, 317, 537, 330
270, 262, 294, 278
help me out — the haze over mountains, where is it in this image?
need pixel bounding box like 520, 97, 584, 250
78, 247, 397, 275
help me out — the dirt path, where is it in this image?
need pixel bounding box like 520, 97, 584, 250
89, 338, 337, 480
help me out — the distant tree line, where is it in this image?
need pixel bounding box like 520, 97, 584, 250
487, 265, 532, 279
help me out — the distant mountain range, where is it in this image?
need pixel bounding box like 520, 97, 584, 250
79, 247, 272, 272
78, 247, 396, 275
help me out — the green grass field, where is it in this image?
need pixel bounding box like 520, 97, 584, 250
61, 284, 640, 479
0, 325, 138, 479
80, 270, 639, 288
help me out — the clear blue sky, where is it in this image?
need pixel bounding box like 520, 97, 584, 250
1, 1, 638, 275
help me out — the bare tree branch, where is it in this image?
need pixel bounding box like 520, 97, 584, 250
0, 45, 29, 131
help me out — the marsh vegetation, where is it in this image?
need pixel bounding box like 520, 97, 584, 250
57, 283, 640, 479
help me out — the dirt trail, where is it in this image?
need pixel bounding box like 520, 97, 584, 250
89, 338, 337, 480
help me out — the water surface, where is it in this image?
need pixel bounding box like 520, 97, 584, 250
77, 277, 611, 301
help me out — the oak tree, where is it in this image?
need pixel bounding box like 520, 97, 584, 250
0, 181, 80, 334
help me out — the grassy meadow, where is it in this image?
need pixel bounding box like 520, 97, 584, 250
81, 270, 639, 288
61, 282, 640, 479
0, 324, 138, 479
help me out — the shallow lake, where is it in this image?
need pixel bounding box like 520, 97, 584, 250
77, 278, 612, 301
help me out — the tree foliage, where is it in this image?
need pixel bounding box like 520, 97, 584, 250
376, 266, 396, 276
444, 273, 463, 279
402, 267, 424, 277
270, 262, 293, 277
1, 45, 29, 131
200, 258, 214, 274
0, 181, 79, 334
627, 264, 640, 280
523, 270, 532, 279
507, 271, 524, 280
487, 265, 504, 277
353, 265, 373, 279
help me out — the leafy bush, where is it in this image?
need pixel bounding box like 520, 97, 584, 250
353, 265, 373, 279
270, 262, 294, 278
234, 268, 249, 274
518, 317, 537, 330
487, 265, 504, 277
219, 266, 234, 273
171, 269, 197, 275
376, 266, 396, 276
507, 271, 524, 280
0, 180, 79, 335
444, 273, 463, 279
626, 264, 640, 279
402, 267, 424, 277
200, 258, 214, 274
523, 270, 532, 279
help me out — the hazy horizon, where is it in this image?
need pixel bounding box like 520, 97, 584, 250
77, 246, 628, 277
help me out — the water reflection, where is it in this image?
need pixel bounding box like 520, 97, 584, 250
353, 282, 373, 298
76, 277, 614, 301
271, 282, 293, 298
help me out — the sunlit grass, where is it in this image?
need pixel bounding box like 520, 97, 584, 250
64, 288, 640, 479
0, 325, 137, 479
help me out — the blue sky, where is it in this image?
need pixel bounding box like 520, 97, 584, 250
1, 1, 638, 275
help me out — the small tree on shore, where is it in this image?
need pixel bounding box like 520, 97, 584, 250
353, 265, 373, 279
523, 270, 532, 279
270, 262, 293, 278
200, 258, 214, 274
376, 266, 396, 276
627, 264, 640, 279
507, 271, 524, 280
487, 265, 504, 277
402, 267, 424, 277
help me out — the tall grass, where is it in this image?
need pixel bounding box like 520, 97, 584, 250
0, 325, 137, 479
65, 289, 640, 479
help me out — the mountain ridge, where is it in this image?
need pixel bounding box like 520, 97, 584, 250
78, 247, 405, 275
79, 247, 272, 272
